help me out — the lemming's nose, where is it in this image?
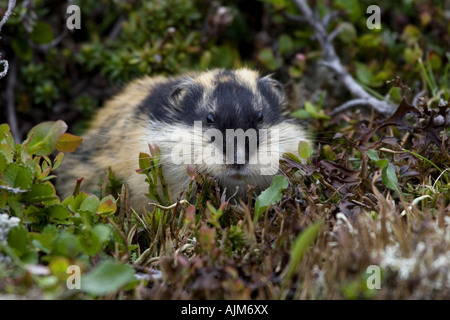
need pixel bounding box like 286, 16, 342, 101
229, 163, 245, 170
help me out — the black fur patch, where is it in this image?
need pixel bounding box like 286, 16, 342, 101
136, 79, 180, 123
212, 81, 256, 131
136, 71, 284, 137
136, 79, 204, 125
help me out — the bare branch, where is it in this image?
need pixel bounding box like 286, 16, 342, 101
329, 98, 393, 116
327, 26, 342, 43
322, 11, 339, 27
329, 99, 373, 115
0, 0, 16, 32
292, 0, 396, 115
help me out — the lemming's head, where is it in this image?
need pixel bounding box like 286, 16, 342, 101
140, 68, 308, 187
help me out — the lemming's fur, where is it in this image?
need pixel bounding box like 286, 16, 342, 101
57, 69, 312, 208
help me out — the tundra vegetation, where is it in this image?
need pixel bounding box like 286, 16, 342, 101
0, 0, 449, 299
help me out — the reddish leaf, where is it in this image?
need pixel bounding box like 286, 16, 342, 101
97, 195, 117, 216
56, 133, 83, 153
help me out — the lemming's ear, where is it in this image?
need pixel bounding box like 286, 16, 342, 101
170, 86, 184, 100
259, 75, 286, 99
170, 76, 195, 101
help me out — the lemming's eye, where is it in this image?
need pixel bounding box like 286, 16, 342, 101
257, 112, 264, 123
206, 113, 214, 124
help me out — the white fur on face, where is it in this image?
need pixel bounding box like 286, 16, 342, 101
135, 118, 312, 201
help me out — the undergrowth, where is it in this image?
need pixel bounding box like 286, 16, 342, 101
0, 0, 449, 300
1, 76, 449, 299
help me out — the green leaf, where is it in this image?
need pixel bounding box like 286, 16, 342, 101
30, 225, 57, 253
27, 120, 68, 156
51, 232, 80, 257
210, 45, 236, 68
55, 133, 83, 153
0, 152, 7, 174
3, 131, 15, 150
8, 197, 25, 219
374, 159, 389, 169
78, 228, 101, 256
49, 257, 71, 278
22, 183, 59, 204
260, 0, 286, 6
31, 239, 51, 254
358, 34, 381, 49
366, 150, 380, 161
81, 260, 136, 296
335, 0, 361, 22
291, 109, 311, 119
254, 175, 289, 223
288, 65, 304, 78
52, 152, 64, 170
355, 62, 373, 85
68, 192, 88, 212
47, 205, 71, 222
0, 143, 13, 163
20, 251, 38, 265
30, 21, 54, 44
388, 87, 403, 104
278, 34, 294, 54
7, 225, 29, 256
3, 163, 33, 190
283, 152, 302, 164
257, 48, 277, 71
298, 140, 312, 160
304, 101, 318, 115
80, 195, 100, 213
293, 101, 330, 120
283, 220, 322, 282
382, 163, 400, 191
338, 22, 357, 43
93, 224, 112, 244
0, 124, 10, 140
97, 195, 117, 216
138, 152, 152, 171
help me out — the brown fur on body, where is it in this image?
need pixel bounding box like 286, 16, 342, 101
57, 69, 312, 208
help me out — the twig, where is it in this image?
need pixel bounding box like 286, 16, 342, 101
148, 199, 191, 211
290, 0, 396, 116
